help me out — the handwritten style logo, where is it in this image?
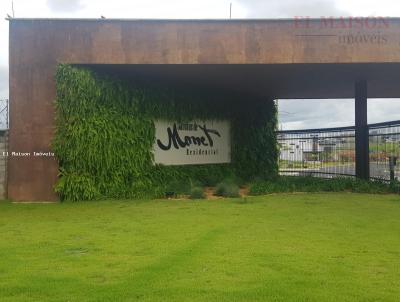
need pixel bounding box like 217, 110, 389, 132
157, 123, 221, 151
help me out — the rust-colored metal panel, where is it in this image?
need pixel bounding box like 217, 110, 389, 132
11, 19, 400, 65
8, 18, 400, 201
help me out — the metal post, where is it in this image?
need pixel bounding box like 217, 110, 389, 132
389, 156, 397, 182
355, 80, 369, 180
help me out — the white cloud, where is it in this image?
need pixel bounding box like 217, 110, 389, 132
368, 99, 400, 124
277, 99, 355, 130
336, 0, 400, 16
236, 0, 349, 18
0, 65, 8, 99
278, 98, 400, 130
47, 0, 84, 13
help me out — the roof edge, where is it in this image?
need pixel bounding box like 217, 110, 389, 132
6, 17, 400, 22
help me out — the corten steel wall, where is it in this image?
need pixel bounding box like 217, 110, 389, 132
8, 18, 400, 201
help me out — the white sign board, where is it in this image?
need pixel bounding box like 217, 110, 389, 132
153, 120, 231, 165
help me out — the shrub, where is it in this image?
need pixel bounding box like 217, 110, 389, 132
248, 176, 399, 196
190, 187, 206, 199
164, 180, 191, 197
390, 181, 400, 194
215, 180, 240, 198
249, 181, 277, 195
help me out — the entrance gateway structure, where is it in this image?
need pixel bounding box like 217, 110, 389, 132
8, 17, 400, 201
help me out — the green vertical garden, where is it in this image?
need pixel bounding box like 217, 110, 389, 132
53, 65, 278, 201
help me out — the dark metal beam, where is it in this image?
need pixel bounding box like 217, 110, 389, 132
355, 80, 370, 180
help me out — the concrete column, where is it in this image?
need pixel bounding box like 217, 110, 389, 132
355, 80, 370, 180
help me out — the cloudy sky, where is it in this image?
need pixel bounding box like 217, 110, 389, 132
1, 0, 400, 129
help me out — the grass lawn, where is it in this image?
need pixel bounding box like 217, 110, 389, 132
1, 193, 400, 302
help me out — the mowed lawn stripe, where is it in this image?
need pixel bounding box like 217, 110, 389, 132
0, 193, 400, 301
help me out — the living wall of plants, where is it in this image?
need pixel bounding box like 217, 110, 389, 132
53, 65, 278, 201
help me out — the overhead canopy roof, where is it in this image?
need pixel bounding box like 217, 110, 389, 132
10, 18, 400, 100
87, 63, 400, 99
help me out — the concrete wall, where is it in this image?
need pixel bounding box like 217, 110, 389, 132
9, 18, 400, 201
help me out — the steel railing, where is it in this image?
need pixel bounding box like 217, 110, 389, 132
277, 120, 400, 181
0, 99, 8, 130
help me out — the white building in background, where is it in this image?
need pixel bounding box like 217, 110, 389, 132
279, 135, 343, 162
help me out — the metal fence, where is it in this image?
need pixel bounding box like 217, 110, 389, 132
369, 121, 400, 181
277, 120, 400, 181
0, 99, 8, 130
0, 99, 8, 199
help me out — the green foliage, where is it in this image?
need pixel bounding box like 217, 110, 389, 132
54, 171, 100, 202
189, 187, 206, 199
231, 101, 279, 180
249, 176, 400, 195
53, 65, 278, 201
215, 179, 241, 198
154, 164, 235, 188
164, 179, 192, 198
